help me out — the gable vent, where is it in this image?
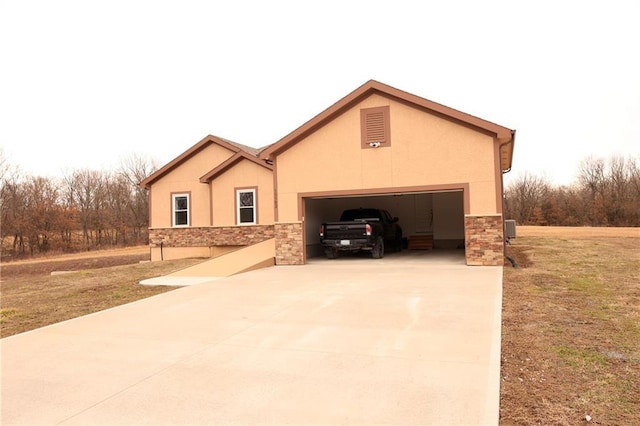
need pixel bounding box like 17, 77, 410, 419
365, 111, 385, 140
361, 106, 390, 148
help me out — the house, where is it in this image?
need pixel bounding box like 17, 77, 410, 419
140, 80, 515, 266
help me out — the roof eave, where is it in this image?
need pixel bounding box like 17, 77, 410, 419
500, 130, 516, 173
260, 80, 377, 160
138, 135, 245, 188
260, 79, 515, 161
199, 151, 273, 183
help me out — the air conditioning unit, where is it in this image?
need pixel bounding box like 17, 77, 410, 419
505, 220, 516, 240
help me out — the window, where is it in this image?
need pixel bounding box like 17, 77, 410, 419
172, 193, 190, 227
236, 188, 256, 225
361, 105, 391, 148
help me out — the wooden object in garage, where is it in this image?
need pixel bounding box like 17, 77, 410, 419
408, 235, 433, 250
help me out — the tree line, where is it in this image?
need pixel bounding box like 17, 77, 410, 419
505, 155, 640, 226
0, 152, 158, 258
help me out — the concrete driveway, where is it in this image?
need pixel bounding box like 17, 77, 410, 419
1, 253, 503, 425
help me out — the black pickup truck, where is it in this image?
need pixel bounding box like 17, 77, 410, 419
319, 208, 402, 259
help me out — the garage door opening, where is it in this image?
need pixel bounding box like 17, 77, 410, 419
303, 190, 465, 261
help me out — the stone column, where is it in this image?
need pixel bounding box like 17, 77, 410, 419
274, 222, 304, 265
464, 215, 504, 266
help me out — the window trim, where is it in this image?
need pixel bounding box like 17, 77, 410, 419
235, 187, 257, 225
361, 105, 391, 149
171, 192, 191, 227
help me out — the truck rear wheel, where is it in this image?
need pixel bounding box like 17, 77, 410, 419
395, 232, 403, 252
372, 237, 384, 259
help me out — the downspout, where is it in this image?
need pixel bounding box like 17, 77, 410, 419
499, 131, 518, 267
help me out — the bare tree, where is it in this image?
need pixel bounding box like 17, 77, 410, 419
504, 172, 550, 224
578, 156, 606, 197
0, 172, 27, 254
119, 153, 158, 244
576, 155, 640, 226
629, 157, 640, 196
0, 147, 11, 183
103, 172, 131, 245
0, 148, 16, 238
22, 176, 63, 253
62, 169, 104, 246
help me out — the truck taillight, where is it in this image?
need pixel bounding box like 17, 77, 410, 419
319, 225, 324, 237
365, 224, 372, 236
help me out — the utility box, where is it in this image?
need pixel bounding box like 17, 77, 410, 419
504, 220, 517, 240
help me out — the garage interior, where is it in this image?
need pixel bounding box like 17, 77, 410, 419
304, 191, 465, 259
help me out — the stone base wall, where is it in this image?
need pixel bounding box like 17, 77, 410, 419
149, 225, 274, 249
464, 215, 504, 266
274, 222, 304, 265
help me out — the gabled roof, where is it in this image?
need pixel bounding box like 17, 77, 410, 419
139, 135, 265, 188
220, 138, 264, 157
199, 151, 273, 183
260, 80, 515, 172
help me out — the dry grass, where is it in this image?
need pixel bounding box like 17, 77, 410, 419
0, 251, 204, 337
516, 225, 639, 239
500, 227, 640, 425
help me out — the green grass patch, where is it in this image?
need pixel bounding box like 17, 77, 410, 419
555, 345, 609, 368
567, 276, 605, 293
0, 308, 18, 323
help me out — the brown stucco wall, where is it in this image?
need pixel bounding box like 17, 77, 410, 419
149, 143, 236, 228
464, 215, 504, 266
210, 160, 274, 226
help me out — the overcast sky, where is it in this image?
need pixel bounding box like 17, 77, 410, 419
1, 0, 638, 186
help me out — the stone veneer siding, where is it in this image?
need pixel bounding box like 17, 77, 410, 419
274, 222, 304, 265
149, 225, 274, 248
464, 215, 504, 266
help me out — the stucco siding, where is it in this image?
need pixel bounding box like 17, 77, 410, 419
149, 143, 235, 228
210, 160, 274, 226
275, 94, 499, 222
469, 181, 501, 215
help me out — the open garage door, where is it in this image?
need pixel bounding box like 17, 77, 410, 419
303, 190, 465, 260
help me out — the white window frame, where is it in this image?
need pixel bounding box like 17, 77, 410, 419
172, 193, 190, 227
236, 188, 257, 225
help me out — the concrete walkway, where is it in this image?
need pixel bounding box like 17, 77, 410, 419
1, 254, 503, 425
140, 239, 275, 286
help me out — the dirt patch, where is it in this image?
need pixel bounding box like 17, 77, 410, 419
2, 245, 150, 266
1, 253, 150, 278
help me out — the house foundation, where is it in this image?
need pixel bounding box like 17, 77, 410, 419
148, 225, 274, 261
